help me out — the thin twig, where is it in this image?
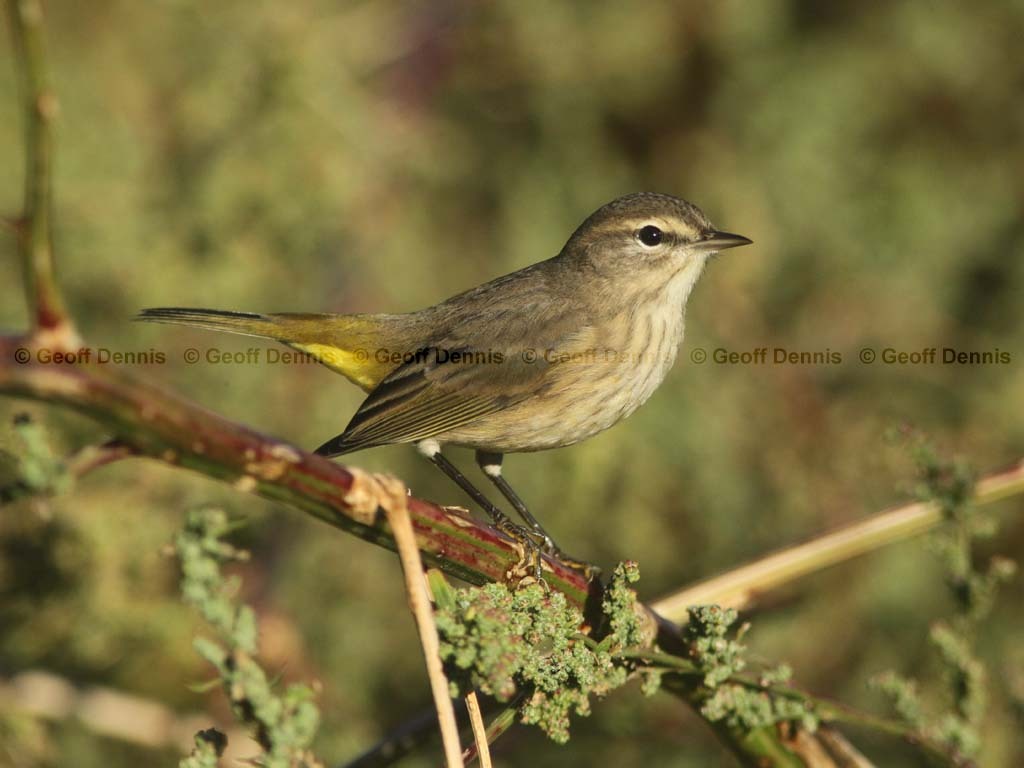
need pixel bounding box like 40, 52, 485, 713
463, 692, 490, 768
461, 701, 519, 768
377, 475, 464, 768
810, 728, 875, 768
63, 439, 136, 478
651, 460, 1024, 623
5, 0, 76, 340
337, 702, 468, 768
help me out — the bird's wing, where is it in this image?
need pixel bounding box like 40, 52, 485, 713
314, 286, 600, 456
313, 341, 555, 456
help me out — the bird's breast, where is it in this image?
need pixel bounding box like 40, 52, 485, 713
443, 302, 686, 453
596, 302, 686, 422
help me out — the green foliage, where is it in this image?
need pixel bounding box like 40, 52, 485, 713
910, 436, 1018, 622
871, 672, 925, 731
684, 606, 818, 733
175, 508, 323, 768
0, 414, 69, 502
176, 508, 251, 642
872, 440, 1018, 759
599, 560, 648, 650
435, 564, 821, 745
699, 684, 818, 735
178, 729, 226, 768
684, 605, 748, 687
435, 562, 646, 743
0, 706, 53, 768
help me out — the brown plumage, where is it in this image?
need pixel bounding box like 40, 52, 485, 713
139, 192, 750, 566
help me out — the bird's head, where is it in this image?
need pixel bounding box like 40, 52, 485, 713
561, 192, 751, 294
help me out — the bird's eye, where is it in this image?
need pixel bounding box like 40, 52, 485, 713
637, 225, 664, 247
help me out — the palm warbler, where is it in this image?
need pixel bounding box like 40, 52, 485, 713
139, 192, 750, 574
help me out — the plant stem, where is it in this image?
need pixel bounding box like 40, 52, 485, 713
381, 476, 463, 768
5, 0, 75, 338
462, 703, 518, 767
651, 461, 1024, 624
624, 648, 969, 766
0, 344, 596, 606
463, 693, 490, 768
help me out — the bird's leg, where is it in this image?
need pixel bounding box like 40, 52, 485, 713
417, 441, 543, 583
475, 451, 596, 578
474, 451, 554, 549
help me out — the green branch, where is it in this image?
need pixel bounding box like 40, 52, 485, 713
5, 0, 73, 335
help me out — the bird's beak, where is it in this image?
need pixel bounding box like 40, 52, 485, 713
695, 230, 753, 253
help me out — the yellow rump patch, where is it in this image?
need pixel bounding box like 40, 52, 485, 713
291, 343, 390, 392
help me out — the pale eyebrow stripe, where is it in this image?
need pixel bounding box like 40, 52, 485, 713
590, 217, 700, 238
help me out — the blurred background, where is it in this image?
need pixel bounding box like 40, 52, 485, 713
1, 1, 1023, 765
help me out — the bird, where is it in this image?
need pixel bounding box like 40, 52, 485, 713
138, 192, 751, 578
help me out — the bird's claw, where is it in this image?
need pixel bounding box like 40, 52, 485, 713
495, 519, 599, 586
495, 519, 548, 587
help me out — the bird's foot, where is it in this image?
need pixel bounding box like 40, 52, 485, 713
494, 518, 548, 588
492, 517, 600, 586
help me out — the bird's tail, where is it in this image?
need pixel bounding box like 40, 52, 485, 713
137, 308, 282, 337
136, 307, 405, 391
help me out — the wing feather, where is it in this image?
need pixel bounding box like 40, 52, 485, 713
314, 272, 596, 457
315, 346, 546, 456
